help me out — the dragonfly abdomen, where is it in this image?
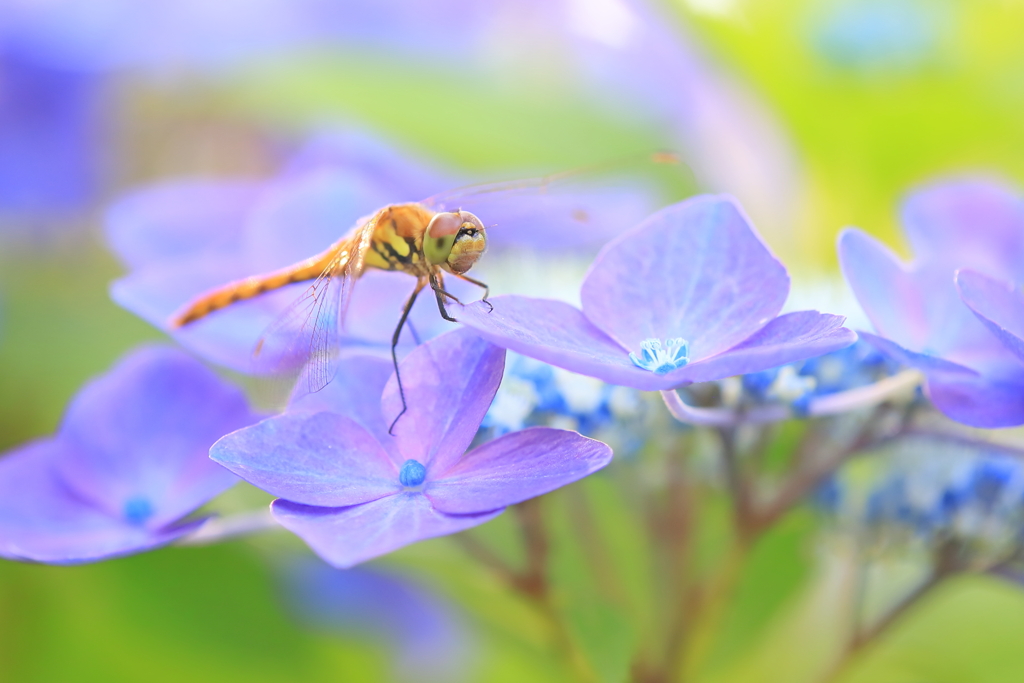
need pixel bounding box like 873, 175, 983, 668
172, 249, 342, 327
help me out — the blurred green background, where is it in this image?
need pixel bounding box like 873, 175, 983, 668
3, 0, 1024, 681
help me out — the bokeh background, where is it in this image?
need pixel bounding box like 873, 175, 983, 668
3, 0, 1024, 681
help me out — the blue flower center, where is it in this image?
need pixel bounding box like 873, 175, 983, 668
629, 338, 690, 375
123, 497, 154, 525
399, 459, 427, 488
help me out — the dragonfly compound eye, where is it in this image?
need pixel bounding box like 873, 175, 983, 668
446, 212, 487, 274
424, 212, 462, 265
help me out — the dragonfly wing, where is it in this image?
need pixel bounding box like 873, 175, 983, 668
421, 154, 692, 251
252, 215, 379, 398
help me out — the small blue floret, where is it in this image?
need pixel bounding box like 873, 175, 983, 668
123, 497, 154, 525
629, 338, 690, 375
399, 459, 428, 488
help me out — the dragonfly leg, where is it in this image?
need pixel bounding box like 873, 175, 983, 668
389, 280, 426, 435
429, 272, 461, 322
451, 273, 493, 312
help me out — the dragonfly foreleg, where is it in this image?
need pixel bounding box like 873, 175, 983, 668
429, 272, 460, 322
388, 280, 426, 435
450, 273, 493, 312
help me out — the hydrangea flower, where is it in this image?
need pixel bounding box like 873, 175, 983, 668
0, 345, 258, 564
839, 180, 1024, 427
824, 435, 1024, 562
456, 194, 856, 392
210, 328, 612, 568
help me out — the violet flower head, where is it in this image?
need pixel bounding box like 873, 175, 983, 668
839, 180, 1024, 427
211, 328, 612, 568
0, 345, 258, 564
284, 560, 471, 682
457, 195, 856, 391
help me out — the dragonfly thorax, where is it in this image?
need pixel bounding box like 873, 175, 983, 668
424, 210, 487, 274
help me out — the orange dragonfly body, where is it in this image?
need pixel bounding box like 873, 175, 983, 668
172, 202, 491, 429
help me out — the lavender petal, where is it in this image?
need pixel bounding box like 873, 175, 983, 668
212, 411, 402, 506
581, 195, 789, 360
675, 311, 856, 384
426, 427, 612, 514
0, 440, 200, 564
956, 269, 1024, 365
381, 329, 505, 476
56, 346, 255, 527
272, 494, 502, 569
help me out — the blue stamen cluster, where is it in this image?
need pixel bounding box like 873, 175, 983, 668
399, 460, 428, 488
123, 497, 155, 525
629, 338, 690, 375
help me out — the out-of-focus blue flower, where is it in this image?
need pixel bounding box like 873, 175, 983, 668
810, 0, 946, 75
0, 49, 106, 222
826, 436, 1024, 559
459, 195, 855, 391
839, 180, 1024, 427
283, 559, 471, 682
211, 329, 612, 568
0, 345, 259, 564
724, 340, 898, 416
0, 0, 366, 224
482, 352, 651, 454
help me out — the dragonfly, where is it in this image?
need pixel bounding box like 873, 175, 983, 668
170, 152, 686, 432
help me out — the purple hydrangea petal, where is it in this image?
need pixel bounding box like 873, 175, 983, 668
956, 269, 1024, 365
927, 372, 1024, 429
289, 353, 395, 443
456, 296, 689, 390
426, 427, 611, 515
272, 494, 502, 569
856, 331, 978, 376
901, 180, 1024, 281
283, 130, 455, 202
0, 440, 201, 564
838, 228, 930, 349
105, 181, 261, 271
580, 195, 789, 360
242, 168, 396, 272
672, 312, 856, 384
211, 412, 401, 507
381, 329, 504, 475
56, 346, 255, 528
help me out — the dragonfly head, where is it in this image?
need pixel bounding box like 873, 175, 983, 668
425, 210, 487, 274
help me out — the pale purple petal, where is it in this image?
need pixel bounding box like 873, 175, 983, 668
426, 427, 611, 514
856, 331, 977, 376
241, 168, 394, 272
927, 372, 1024, 429
456, 296, 690, 391
382, 329, 504, 475
0, 440, 200, 564
957, 269, 1024, 365
901, 180, 1024, 281
57, 346, 255, 527
673, 312, 856, 384
272, 494, 502, 569
105, 181, 260, 270
580, 195, 789, 360
838, 228, 930, 349
289, 353, 395, 443
211, 412, 400, 507
284, 130, 454, 201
